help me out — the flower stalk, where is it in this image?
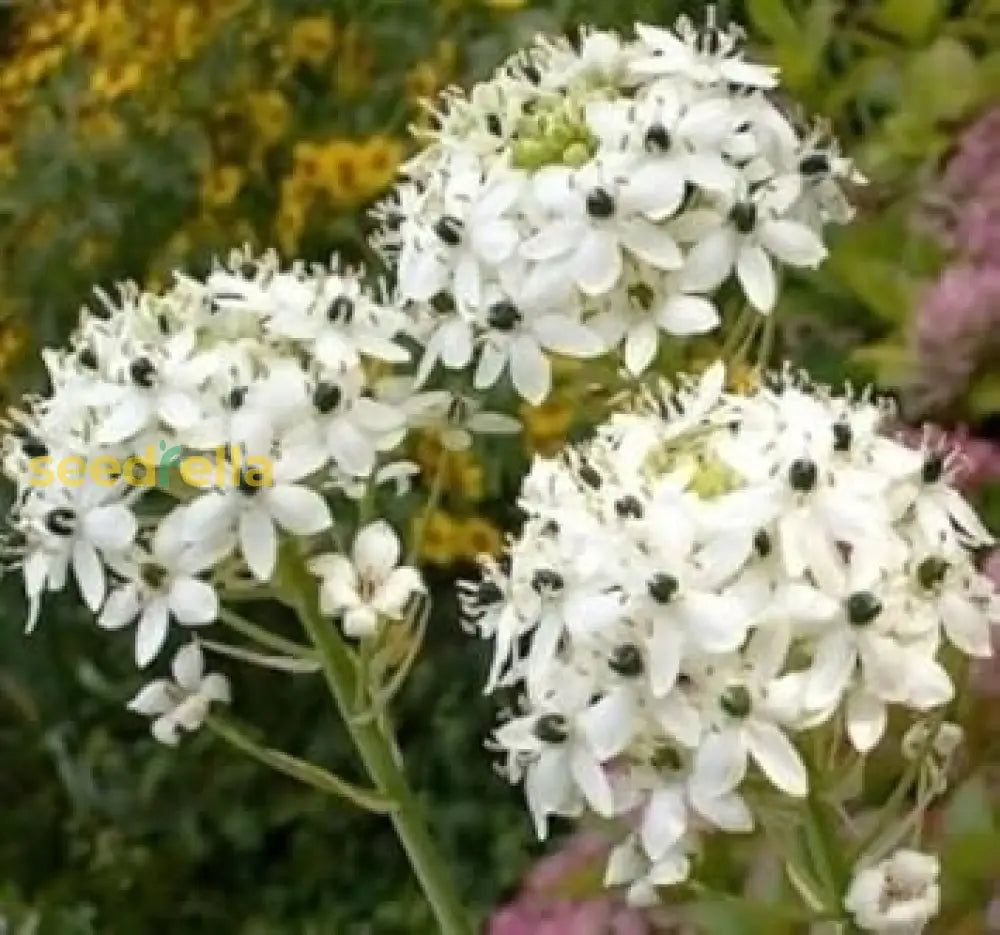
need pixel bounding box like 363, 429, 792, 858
276, 547, 473, 935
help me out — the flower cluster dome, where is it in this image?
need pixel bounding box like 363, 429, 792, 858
462, 362, 998, 904
376, 13, 860, 398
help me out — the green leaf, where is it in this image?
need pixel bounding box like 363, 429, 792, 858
827, 247, 915, 325
746, 0, 799, 43
944, 775, 996, 839
875, 0, 944, 43
902, 38, 981, 120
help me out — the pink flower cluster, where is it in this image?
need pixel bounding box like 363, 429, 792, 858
914, 106, 1000, 409
489, 834, 650, 935
940, 106, 1000, 262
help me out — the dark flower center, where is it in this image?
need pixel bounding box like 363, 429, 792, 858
578, 462, 602, 489
476, 581, 503, 606
846, 590, 882, 626
238, 466, 265, 496
922, 454, 944, 484
327, 295, 355, 323
434, 215, 464, 246
644, 124, 672, 154
720, 685, 752, 718
609, 643, 644, 678
78, 348, 98, 369
628, 283, 656, 310
22, 437, 47, 458
788, 458, 818, 492
141, 563, 169, 590
313, 382, 342, 415
228, 386, 248, 410
753, 529, 772, 558
799, 153, 831, 176
652, 745, 684, 773
916, 557, 948, 590
615, 495, 643, 519
534, 713, 568, 743
430, 291, 456, 315
130, 357, 157, 388
729, 201, 758, 235
487, 300, 521, 331
531, 569, 564, 594
586, 187, 616, 219
648, 573, 679, 604
486, 113, 503, 136
833, 421, 852, 452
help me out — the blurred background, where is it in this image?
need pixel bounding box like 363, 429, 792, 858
0, 1, 998, 932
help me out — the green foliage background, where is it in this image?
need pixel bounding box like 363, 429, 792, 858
0, 0, 999, 932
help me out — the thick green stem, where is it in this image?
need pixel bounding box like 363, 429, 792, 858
276, 551, 472, 935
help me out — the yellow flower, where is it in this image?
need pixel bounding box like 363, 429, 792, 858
413, 510, 459, 566
291, 140, 326, 189
522, 396, 573, 439
248, 90, 290, 148
483, 0, 530, 10
90, 60, 144, 101
455, 461, 485, 502
456, 516, 502, 560
357, 135, 404, 197
522, 395, 575, 457
287, 16, 337, 68
171, 4, 203, 61
319, 140, 368, 206
201, 164, 244, 208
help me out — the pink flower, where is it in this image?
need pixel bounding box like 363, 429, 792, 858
939, 106, 1000, 263
913, 265, 1000, 408
489, 834, 651, 935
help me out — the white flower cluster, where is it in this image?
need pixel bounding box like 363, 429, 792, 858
462, 362, 998, 904
0, 250, 448, 678
377, 12, 859, 397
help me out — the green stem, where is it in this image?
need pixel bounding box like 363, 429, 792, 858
852, 708, 948, 860
206, 714, 393, 813
276, 550, 472, 935
218, 607, 318, 661
409, 457, 448, 566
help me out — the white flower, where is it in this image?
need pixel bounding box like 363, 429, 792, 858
466, 276, 605, 405
92, 329, 214, 445
589, 267, 719, 376
522, 157, 683, 301
399, 387, 520, 451
630, 16, 779, 88
17, 480, 137, 628
309, 521, 424, 638
586, 87, 736, 201
128, 642, 231, 746
844, 850, 940, 934
679, 176, 827, 312
493, 668, 627, 837
265, 272, 410, 369
397, 156, 525, 308
183, 455, 332, 582
893, 446, 995, 550
99, 508, 229, 667
280, 372, 404, 478
688, 628, 808, 800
